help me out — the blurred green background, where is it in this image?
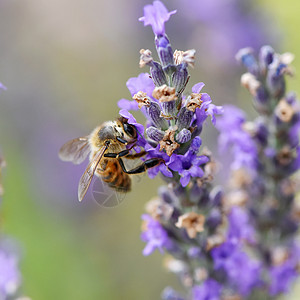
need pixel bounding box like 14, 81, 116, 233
0, 0, 300, 299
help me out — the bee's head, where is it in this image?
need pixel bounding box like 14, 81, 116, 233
118, 117, 137, 140
95, 118, 137, 148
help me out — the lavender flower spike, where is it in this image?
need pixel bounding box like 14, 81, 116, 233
139, 1, 176, 36
59, 1, 300, 299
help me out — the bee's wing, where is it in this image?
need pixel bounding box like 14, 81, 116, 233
78, 145, 107, 202
59, 137, 90, 165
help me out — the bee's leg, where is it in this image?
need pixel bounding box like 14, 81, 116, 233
118, 157, 165, 174
116, 137, 128, 145
104, 149, 146, 159
104, 150, 130, 158
125, 151, 147, 159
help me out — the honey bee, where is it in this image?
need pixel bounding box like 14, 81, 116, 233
59, 117, 164, 202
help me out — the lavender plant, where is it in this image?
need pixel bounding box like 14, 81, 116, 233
116, 1, 300, 299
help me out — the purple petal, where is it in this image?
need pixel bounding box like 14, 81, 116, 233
118, 98, 139, 111
159, 164, 173, 177
206, 104, 224, 125
180, 171, 191, 187
194, 155, 210, 166
200, 92, 212, 103
139, 1, 176, 36
142, 243, 155, 256
126, 73, 155, 98
147, 166, 160, 179
188, 165, 204, 177
192, 82, 205, 94
167, 154, 183, 172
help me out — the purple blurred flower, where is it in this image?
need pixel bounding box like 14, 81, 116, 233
192, 279, 222, 300
139, 1, 176, 36
0, 250, 21, 298
217, 105, 258, 171
269, 244, 300, 296
212, 241, 262, 296
269, 260, 297, 296
141, 214, 173, 256
228, 206, 256, 243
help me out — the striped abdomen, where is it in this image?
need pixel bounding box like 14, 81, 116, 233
96, 158, 131, 192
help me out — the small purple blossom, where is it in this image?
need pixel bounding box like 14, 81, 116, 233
191, 83, 223, 126
139, 1, 176, 36
192, 279, 222, 300
141, 214, 173, 256
118, 73, 156, 111
168, 138, 209, 186
127, 73, 155, 99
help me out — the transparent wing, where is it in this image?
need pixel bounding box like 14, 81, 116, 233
59, 137, 90, 165
78, 145, 107, 202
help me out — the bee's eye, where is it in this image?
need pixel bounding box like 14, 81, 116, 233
123, 124, 136, 138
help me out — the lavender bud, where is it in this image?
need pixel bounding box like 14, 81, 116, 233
155, 35, 174, 68
209, 186, 223, 206
206, 208, 222, 231
256, 85, 269, 104
146, 126, 165, 142
161, 101, 177, 119
150, 61, 168, 86
172, 63, 189, 94
267, 59, 286, 99
236, 47, 259, 76
175, 128, 191, 144
146, 102, 168, 130
255, 118, 269, 146
259, 45, 274, 74
158, 186, 175, 204
177, 107, 193, 131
